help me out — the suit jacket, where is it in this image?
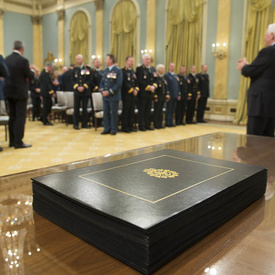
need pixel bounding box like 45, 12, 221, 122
0, 55, 9, 100
4, 52, 34, 100
121, 67, 139, 101
164, 72, 180, 100
29, 76, 40, 98
61, 69, 74, 91
91, 68, 103, 92
136, 65, 157, 99
242, 45, 275, 118
100, 66, 122, 102
39, 69, 54, 98
196, 72, 209, 98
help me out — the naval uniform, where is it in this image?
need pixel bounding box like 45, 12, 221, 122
196, 72, 209, 122
72, 65, 93, 128
176, 73, 189, 125
136, 65, 157, 130
39, 69, 54, 125
100, 65, 123, 134
186, 73, 200, 124
29, 76, 41, 121
121, 66, 139, 132
153, 74, 169, 129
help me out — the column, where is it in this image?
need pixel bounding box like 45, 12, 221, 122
95, 0, 104, 68
146, 0, 156, 66
32, 15, 43, 69
213, 0, 231, 99
57, 9, 65, 68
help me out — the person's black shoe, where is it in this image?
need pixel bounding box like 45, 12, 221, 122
180, 122, 186, 125
0, 147, 2, 152
101, 130, 111, 135
82, 126, 91, 129
9, 143, 14, 147
155, 126, 160, 129
44, 122, 53, 126
191, 122, 197, 124
200, 120, 207, 123
145, 127, 154, 130
14, 143, 32, 149
130, 128, 137, 132
122, 129, 131, 133
139, 127, 146, 131
160, 126, 166, 129
111, 131, 117, 135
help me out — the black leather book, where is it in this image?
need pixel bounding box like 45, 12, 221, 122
32, 149, 267, 274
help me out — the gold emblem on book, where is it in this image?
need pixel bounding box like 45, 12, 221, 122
143, 168, 179, 179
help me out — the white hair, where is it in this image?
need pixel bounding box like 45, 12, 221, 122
142, 54, 151, 60
267, 23, 275, 35
156, 64, 165, 71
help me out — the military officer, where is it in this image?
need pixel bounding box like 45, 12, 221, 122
100, 54, 123, 135
164, 63, 181, 127
136, 54, 157, 131
121, 56, 139, 133
29, 69, 41, 121
91, 58, 103, 92
176, 65, 189, 125
196, 64, 209, 123
153, 64, 170, 129
186, 65, 200, 124
72, 54, 93, 130
39, 62, 55, 126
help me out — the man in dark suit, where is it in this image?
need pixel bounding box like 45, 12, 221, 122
237, 23, 275, 137
61, 64, 74, 91
121, 56, 139, 133
196, 64, 209, 123
4, 40, 34, 149
136, 54, 157, 131
186, 65, 200, 124
100, 54, 123, 135
164, 63, 181, 127
39, 63, 54, 126
72, 54, 93, 130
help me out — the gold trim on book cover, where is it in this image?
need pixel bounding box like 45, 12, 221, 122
79, 155, 235, 204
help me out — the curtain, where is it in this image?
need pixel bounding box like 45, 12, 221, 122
234, 0, 273, 125
70, 11, 89, 65
165, 0, 203, 73
110, 0, 137, 67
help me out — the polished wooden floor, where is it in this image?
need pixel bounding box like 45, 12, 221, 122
1, 132, 275, 274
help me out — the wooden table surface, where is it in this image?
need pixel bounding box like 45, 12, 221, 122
1, 132, 275, 275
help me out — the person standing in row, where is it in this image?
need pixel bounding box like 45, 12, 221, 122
136, 54, 157, 131
40, 62, 55, 126
61, 64, 75, 91
91, 58, 103, 93
4, 40, 34, 148
176, 65, 189, 125
29, 69, 41, 121
196, 64, 209, 123
164, 63, 180, 127
72, 54, 93, 130
154, 64, 170, 129
121, 56, 139, 133
186, 65, 200, 124
100, 54, 123, 135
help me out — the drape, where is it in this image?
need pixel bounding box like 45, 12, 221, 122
165, 0, 203, 73
234, 0, 273, 125
70, 11, 89, 64
110, 0, 137, 67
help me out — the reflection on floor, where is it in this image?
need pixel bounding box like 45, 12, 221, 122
0, 120, 246, 176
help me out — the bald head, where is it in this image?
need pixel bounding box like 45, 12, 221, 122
75, 54, 84, 66
169, 63, 175, 73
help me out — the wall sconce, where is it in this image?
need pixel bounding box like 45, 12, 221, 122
211, 43, 227, 59
91, 55, 101, 59
141, 49, 153, 54
53, 58, 63, 70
